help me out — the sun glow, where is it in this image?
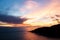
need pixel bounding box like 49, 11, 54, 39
21, 0, 60, 27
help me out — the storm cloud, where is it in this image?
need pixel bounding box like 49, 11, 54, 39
0, 14, 27, 24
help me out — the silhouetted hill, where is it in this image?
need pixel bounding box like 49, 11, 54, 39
31, 24, 60, 38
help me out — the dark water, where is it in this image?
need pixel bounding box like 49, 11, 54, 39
0, 27, 60, 40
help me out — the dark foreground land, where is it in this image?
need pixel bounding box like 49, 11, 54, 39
31, 24, 60, 38
0, 26, 60, 40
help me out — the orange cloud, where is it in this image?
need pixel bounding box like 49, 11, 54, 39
22, 0, 60, 27
25, 1, 38, 9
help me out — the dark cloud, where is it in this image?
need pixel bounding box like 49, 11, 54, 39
0, 14, 27, 24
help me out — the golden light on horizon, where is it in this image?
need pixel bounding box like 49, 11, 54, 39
21, 0, 60, 27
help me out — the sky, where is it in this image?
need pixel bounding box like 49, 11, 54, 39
0, 0, 51, 16
0, 0, 60, 27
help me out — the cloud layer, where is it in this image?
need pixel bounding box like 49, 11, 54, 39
0, 14, 26, 24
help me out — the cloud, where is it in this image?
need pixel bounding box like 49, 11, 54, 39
21, 0, 60, 26
0, 14, 27, 24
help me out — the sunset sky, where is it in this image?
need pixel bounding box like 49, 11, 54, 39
0, 0, 60, 27
0, 0, 52, 16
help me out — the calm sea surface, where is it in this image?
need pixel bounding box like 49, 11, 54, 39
0, 27, 60, 40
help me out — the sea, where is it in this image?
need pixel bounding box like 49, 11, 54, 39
0, 26, 60, 40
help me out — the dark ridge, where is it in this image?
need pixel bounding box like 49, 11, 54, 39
31, 24, 60, 38
0, 14, 27, 24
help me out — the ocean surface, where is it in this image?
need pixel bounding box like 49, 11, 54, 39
0, 27, 60, 40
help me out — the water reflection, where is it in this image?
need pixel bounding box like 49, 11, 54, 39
0, 27, 60, 40
23, 32, 48, 40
